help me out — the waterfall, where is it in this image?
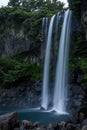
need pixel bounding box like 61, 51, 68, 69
54, 13, 60, 43
44, 18, 49, 45
53, 10, 72, 113
41, 18, 49, 60
41, 15, 56, 110
42, 17, 45, 35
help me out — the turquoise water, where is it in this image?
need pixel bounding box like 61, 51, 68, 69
0, 107, 71, 124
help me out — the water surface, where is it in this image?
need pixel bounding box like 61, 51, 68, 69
0, 107, 71, 124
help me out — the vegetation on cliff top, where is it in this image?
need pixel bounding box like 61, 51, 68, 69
0, 0, 64, 39
68, 0, 87, 18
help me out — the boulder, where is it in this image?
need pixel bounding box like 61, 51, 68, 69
22, 120, 33, 129
14, 128, 20, 130
82, 119, 87, 126
34, 122, 40, 128
47, 123, 54, 130
36, 127, 43, 130
0, 112, 19, 130
81, 125, 87, 130
66, 123, 76, 130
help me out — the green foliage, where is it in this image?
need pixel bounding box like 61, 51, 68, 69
78, 58, 87, 86
8, 0, 64, 12
68, 0, 82, 18
70, 58, 87, 86
8, 0, 20, 7
0, 0, 64, 89
0, 57, 42, 88
69, 31, 87, 86
0, 0, 64, 38
22, 11, 42, 37
8, 9, 29, 26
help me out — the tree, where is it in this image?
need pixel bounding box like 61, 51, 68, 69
68, 0, 82, 18
8, 0, 21, 7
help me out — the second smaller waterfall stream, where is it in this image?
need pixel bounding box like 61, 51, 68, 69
41, 15, 56, 110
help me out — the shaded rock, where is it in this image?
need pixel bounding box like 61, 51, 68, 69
66, 123, 76, 130
78, 95, 84, 99
14, 128, 20, 130
47, 123, 54, 130
22, 120, 33, 129
78, 107, 87, 123
74, 100, 82, 107
36, 127, 43, 130
34, 122, 40, 128
81, 125, 87, 130
82, 119, 87, 126
40, 106, 45, 110
58, 121, 66, 130
20, 126, 26, 130
53, 123, 60, 130
0, 112, 19, 130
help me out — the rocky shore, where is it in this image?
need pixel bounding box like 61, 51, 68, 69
0, 108, 87, 130
0, 81, 87, 130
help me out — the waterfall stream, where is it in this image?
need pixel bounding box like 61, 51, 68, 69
41, 10, 72, 113
41, 15, 56, 110
53, 10, 72, 113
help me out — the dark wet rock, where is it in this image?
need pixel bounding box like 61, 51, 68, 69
77, 75, 84, 84
32, 80, 42, 92
0, 83, 86, 115
47, 123, 54, 129
81, 125, 87, 130
36, 127, 43, 130
78, 95, 84, 99
14, 128, 20, 130
66, 123, 76, 130
34, 122, 40, 128
81, 119, 87, 126
68, 84, 87, 113
74, 100, 82, 107
0, 112, 19, 130
53, 123, 60, 130
20, 126, 25, 130
40, 106, 45, 110
22, 120, 33, 129
0, 81, 42, 108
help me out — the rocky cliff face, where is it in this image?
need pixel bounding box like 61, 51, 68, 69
0, 33, 30, 57
81, 0, 87, 40
0, 36, 30, 57
0, 33, 41, 62
81, 11, 87, 40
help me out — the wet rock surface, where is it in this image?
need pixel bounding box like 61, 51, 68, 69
0, 112, 19, 130
0, 82, 87, 112
0, 81, 42, 108
0, 82, 87, 130
68, 84, 87, 110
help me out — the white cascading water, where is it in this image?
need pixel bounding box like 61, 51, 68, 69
53, 10, 72, 113
42, 17, 45, 34
41, 15, 56, 110
41, 17, 49, 60
45, 18, 49, 44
